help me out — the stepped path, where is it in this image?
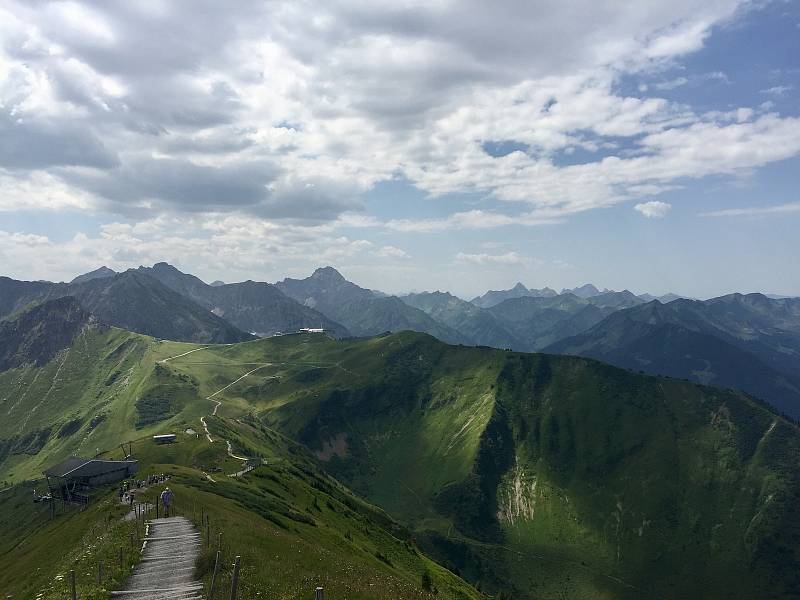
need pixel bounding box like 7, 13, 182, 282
111, 516, 203, 600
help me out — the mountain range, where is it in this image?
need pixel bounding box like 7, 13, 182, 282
0, 271, 251, 343
135, 262, 350, 338
2, 263, 799, 418
276, 266, 467, 343
548, 295, 800, 419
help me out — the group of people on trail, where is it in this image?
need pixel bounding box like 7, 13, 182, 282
118, 473, 172, 513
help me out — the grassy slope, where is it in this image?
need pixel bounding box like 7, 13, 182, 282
0, 424, 482, 599
155, 332, 800, 599
0, 331, 482, 599
3, 329, 798, 598
0, 481, 146, 600
0, 327, 216, 483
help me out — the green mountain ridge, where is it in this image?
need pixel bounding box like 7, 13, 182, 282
204, 333, 797, 599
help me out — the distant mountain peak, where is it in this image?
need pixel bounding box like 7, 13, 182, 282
70, 266, 116, 285
512, 282, 528, 292
210, 280, 226, 287
151, 261, 184, 274
311, 266, 346, 282
562, 283, 602, 298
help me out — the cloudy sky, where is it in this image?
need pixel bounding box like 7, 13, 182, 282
1, 0, 798, 298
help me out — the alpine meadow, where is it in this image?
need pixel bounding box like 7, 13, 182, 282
1, 1, 799, 599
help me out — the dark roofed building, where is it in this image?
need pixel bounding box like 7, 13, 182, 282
44, 457, 139, 504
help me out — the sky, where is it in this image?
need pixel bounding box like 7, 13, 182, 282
0, 0, 798, 299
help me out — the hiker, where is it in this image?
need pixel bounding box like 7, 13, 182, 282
160, 487, 174, 517
129, 489, 135, 506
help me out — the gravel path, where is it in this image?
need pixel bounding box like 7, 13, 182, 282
111, 516, 203, 599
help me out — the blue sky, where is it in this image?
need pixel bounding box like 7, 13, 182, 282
0, 0, 798, 298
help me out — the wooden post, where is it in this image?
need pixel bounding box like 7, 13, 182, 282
118, 547, 123, 570
218, 531, 222, 553
208, 550, 221, 598
156, 494, 159, 519
68, 569, 76, 600
206, 522, 210, 547
229, 555, 241, 600
315, 586, 325, 600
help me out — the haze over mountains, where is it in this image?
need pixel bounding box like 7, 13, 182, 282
2, 262, 799, 419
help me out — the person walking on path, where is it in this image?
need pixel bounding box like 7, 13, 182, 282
160, 487, 174, 517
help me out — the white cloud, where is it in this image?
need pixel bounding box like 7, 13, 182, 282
634, 200, 672, 218
760, 85, 793, 96
654, 77, 689, 90
0, 215, 381, 283
700, 202, 800, 217
0, 169, 92, 210
455, 251, 525, 265
0, 0, 797, 274
375, 245, 409, 259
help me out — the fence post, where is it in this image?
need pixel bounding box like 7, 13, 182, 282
315, 586, 325, 600
208, 550, 221, 598
156, 494, 159, 519
118, 547, 123, 570
68, 569, 76, 600
229, 555, 241, 600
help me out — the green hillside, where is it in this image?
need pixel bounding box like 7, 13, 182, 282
155, 333, 800, 599
0, 323, 211, 483
2, 325, 798, 598
0, 422, 482, 599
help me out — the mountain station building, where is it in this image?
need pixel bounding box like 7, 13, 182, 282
43, 457, 139, 504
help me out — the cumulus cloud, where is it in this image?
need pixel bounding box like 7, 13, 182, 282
0, 215, 381, 283
634, 200, 672, 218
760, 85, 793, 96
0, 0, 797, 235
376, 245, 409, 259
